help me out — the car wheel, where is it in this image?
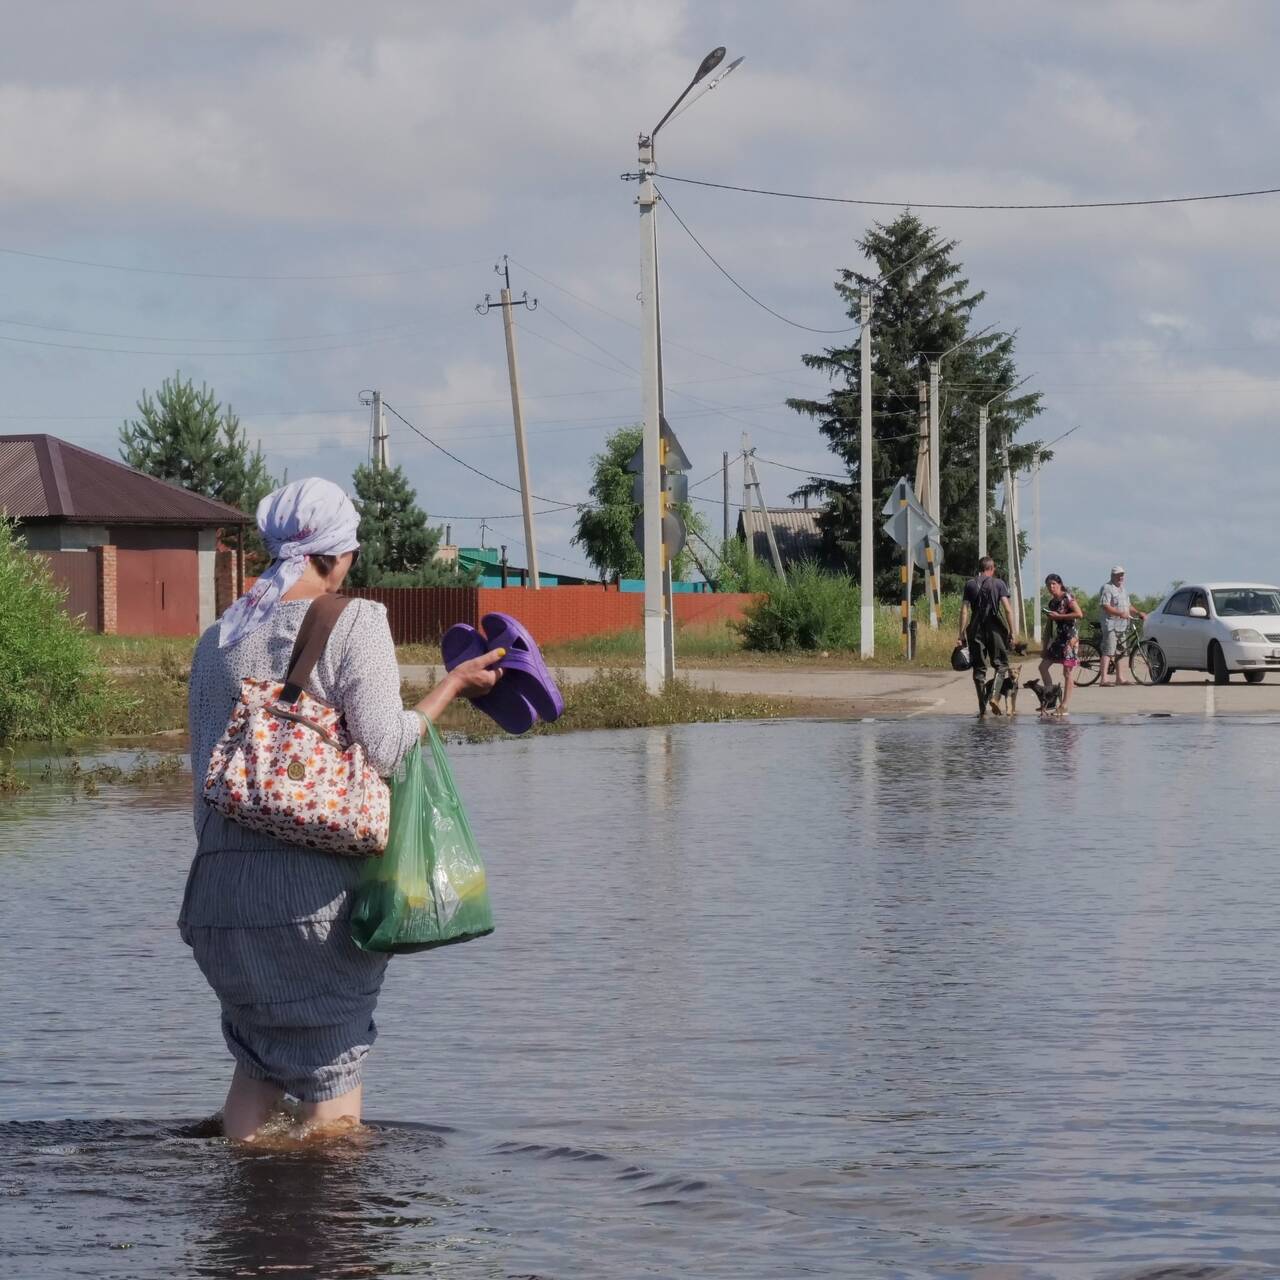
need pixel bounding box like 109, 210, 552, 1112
1243, 670, 1266, 684
1138, 639, 1168, 685
1209, 641, 1231, 684
1075, 639, 1101, 687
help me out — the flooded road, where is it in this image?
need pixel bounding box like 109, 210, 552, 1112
2, 715, 1279, 1277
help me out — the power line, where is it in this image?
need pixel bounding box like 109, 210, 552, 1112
0, 315, 429, 343
0, 327, 436, 358
380, 400, 582, 508
508, 255, 815, 393
658, 172, 1280, 211
0, 245, 490, 280
657, 189, 858, 334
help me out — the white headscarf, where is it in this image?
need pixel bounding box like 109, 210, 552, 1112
218, 477, 361, 648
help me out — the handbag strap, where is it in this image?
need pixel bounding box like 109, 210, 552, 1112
280, 594, 354, 704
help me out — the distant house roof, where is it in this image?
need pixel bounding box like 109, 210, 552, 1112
0, 434, 252, 526
735, 507, 825, 566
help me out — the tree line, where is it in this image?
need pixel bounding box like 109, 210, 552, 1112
119, 376, 474, 587
119, 212, 1041, 598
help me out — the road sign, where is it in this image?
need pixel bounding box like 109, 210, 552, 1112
626, 415, 692, 476
631, 470, 689, 507
881, 477, 942, 571
634, 511, 686, 559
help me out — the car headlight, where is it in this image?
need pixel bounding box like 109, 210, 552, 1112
1231, 628, 1266, 643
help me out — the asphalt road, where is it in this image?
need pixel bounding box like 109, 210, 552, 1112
400, 663, 1280, 718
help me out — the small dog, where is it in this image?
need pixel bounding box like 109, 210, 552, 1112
1022, 676, 1064, 715
988, 662, 1023, 716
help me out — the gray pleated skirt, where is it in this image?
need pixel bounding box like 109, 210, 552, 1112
179, 843, 390, 1103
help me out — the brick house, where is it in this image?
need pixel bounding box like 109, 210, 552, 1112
1, 433, 252, 636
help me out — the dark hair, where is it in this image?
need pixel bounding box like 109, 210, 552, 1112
977, 556, 995, 573
310, 554, 338, 577
1045, 573, 1064, 588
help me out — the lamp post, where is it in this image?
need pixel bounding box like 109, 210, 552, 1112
635, 46, 739, 693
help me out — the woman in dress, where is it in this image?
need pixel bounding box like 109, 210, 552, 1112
180, 478, 502, 1141
1033, 573, 1083, 715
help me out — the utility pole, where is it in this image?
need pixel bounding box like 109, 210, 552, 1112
927, 359, 941, 525
479, 518, 490, 551
722, 451, 731, 548
859, 291, 874, 658
637, 138, 665, 692
741, 437, 754, 564
742, 438, 785, 578
1032, 458, 1042, 645
360, 390, 388, 470
477, 257, 540, 589
978, 405, 989, 561
913, 382, 938, 629
1002, 454, 1026, 638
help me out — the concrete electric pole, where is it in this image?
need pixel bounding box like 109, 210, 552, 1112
859, 291, 874, 658
477, 257, 540, 589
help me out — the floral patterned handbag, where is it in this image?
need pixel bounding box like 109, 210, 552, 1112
203, 595, 391, 856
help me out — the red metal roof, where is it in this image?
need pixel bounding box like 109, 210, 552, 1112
0, 434, 252, 526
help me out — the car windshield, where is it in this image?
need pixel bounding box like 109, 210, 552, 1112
1211, 589, 1280, 617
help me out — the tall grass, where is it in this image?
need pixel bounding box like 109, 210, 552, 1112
740, 562, 860, 651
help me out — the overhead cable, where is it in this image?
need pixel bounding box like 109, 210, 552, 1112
0, 246, 490, 280
658, 172, 1280, 211
380, 400, 582, 508
657, 189, 858, 334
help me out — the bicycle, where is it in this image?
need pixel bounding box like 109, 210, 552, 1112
1073, 619, 1161, 687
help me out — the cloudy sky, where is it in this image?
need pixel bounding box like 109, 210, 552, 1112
4, 0, 1279, 596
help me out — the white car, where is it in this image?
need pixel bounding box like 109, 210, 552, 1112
1142, 581, 1280, 684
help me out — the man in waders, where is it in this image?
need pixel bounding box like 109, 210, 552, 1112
957, 556, 1020, 718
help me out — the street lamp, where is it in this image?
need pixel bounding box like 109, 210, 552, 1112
635, 46, 740, 693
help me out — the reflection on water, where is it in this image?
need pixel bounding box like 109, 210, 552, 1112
3, 717, 1280, 1277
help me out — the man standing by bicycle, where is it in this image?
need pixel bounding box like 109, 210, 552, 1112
1099, 565, 1147, 686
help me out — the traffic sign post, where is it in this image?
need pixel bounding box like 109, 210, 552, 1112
881, 478, 944, 658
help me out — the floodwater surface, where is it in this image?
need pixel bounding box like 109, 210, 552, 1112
2, 715, 1279, 1278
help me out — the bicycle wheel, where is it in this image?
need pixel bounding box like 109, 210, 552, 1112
1131, 637, 1162, 680
1131, 639, 1159, 685
1075, 639, 1102, 686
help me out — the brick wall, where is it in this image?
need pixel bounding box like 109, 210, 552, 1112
214, 548, 242, 617
97, 544, 117, 635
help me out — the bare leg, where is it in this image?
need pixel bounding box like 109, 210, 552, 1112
222, 1065, 285, 1142
297, 1082, 363, 1131
1059, 665, 1076, 714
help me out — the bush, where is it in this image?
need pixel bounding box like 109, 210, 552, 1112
714, 537, 782, 594
0, 519, 111, 741
739, 561, 860, 651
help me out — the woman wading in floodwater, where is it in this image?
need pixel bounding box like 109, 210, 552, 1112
180, 478, 501, 1141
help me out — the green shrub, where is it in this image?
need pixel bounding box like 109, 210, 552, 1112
714, 537, 782, 594
0, 518, 111, 741
739, 561, 860, 651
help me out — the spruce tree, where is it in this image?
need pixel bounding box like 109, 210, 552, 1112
119, 371, 278, 561
348, 463, 473, 587
788, 213, 1043, 595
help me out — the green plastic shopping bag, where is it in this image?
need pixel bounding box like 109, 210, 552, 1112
350, 722, 494, 954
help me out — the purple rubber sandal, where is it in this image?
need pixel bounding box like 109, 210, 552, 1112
441, 622, 538, 735
478, 613, 564, 723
